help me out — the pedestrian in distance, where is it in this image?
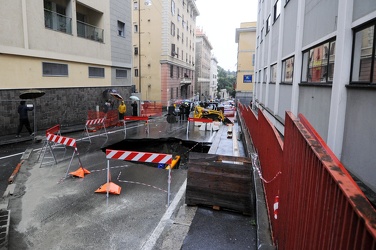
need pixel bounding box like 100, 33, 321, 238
166, 104, 177, 123
16, 101, 34, 137
131, 101, 138, 116
118, 100, 126, 120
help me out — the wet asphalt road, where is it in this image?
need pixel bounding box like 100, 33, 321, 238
0, 117, 214, 196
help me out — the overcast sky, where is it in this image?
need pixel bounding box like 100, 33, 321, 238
195, 0, 258, 72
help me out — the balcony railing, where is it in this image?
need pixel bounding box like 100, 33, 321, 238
180, 77, 192, 85
77, 21, 104, 43
44, 9, 72, 34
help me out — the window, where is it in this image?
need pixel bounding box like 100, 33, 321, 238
118, 21, 125, 37
252, 54, 255, 66
134, 1, 138, 10
171, 43, 176, 56
302, 40, 335, 83
351, 24, 376, 83
89, 67, 104, 78
266, 15, 271, 34
171, 22, 175, 36
282, 57, 294, 83
182, 33, 184, 44
116, 69, 127, 78
171, 0, 175, 15
270, 64, 277, 83
170, 65, 174, 77
135, 69, 139, 77
261, 28, 264, 43
177, 66, 180, 78
134, 24, 138, 33
263, 68, 267, 83
274, 0, 281, 22
134, 47, 138, 55
42, 62, 68, 76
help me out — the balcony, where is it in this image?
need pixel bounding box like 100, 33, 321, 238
44, 9, 72, 34
77, 21, 104, 43
180, 77, 192, 85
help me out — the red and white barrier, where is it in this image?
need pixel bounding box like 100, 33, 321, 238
83, 117, 108, 143
274, 195, 279, 219
39, 124, 63, 168
47, 133, 77, 150
122, 116, 150, 138
106, 150, 172, 164
101, 149, 173, 204
186, 117, 213, 134
46, 133, 89, 179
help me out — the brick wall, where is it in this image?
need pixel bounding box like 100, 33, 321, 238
0, 86, 132, 136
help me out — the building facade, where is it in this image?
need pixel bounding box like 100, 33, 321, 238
209, 56, 218, 100
132, 0, 199, 105
254, 0, 376, 194
0, 0, 133, 135
195, 28, 213, 102
235, 22, 256, 106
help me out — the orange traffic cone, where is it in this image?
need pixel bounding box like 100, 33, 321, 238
95, 182, 121, 195
69, 167, 91, 178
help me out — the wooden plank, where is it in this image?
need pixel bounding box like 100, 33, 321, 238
186, 153, 255, 215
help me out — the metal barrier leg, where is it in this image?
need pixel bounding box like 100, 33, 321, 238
82, 125, 92, 143
39, 143, 58, 168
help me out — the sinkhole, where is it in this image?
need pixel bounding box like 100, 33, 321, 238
102, 137, 211, 169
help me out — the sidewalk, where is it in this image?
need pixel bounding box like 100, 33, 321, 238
153, 122, 257, 250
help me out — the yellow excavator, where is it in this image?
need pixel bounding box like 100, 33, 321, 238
193, 105, 233, 125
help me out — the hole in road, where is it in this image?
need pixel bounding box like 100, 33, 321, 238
103, 137, 211, 169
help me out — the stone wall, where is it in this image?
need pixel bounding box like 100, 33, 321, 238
0, 86, 132, 136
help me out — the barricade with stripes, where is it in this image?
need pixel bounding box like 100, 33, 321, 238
83, 117, 108, 143
122, 116, 149, 138
46, 133, 90, 179
38, 124, 65, 168
186, 117, 214, 134
98, 149, 173, 205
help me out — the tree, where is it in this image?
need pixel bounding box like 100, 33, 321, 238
217, 66, 236, 98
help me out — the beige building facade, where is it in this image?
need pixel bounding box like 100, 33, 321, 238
195, 28, 212, 102
0, 0, 133, 136
132, 0, 199, 105
235, 22, 256, 105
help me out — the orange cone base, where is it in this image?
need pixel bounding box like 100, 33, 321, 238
95, 182, 121, 195
69, 167, 91, 178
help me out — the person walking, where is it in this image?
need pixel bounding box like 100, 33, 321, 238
131, 101, 138, 116
16, 101, 34, 137
118, 100, 126, 120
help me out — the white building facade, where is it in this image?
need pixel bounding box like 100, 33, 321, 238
254, 0, 376, 195
209, 56, 218, 100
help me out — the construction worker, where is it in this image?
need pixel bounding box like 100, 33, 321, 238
118, 101, 126, 120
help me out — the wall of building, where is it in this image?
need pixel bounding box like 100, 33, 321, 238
254, 0, 376, 195
0, 86, 132, 137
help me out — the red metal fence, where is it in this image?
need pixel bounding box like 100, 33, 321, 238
237, 103, 376, 249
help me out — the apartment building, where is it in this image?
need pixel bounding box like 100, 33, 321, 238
195, 28, 212, 101
0, 0, 133, 135
209, 56, 218, 100
255, 0, 376, 194
132, 0, 199, 105
235, 22, 256, 105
